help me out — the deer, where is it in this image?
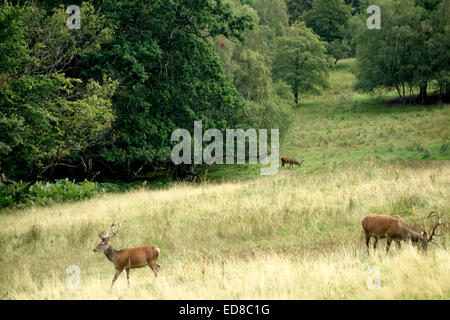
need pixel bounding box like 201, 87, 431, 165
281, 157, 304, 168
93, 222, 160, 287
362, 211, 442, 255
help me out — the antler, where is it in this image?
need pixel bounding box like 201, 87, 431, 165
109, 222, 121, 239
428, 213, 442, 242
424, 211, 442, 242
98, 221, 126, 239
99, 229, 110, 238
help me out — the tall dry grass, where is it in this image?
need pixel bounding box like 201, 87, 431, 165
0, 162, 448, 299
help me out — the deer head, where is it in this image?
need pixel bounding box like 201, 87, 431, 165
93, 222, 121, 252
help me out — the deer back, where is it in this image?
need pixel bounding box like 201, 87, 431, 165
113, 246, 159, 270
362, 214, 404, 236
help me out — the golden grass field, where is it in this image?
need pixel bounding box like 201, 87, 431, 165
0, 60, 448, 299
0, 162, 448, 299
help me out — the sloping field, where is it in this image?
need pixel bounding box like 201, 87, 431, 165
1, 60, 448, 299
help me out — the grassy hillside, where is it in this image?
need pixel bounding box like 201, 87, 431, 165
206, 59, 449, 180
0, 59, 449, 299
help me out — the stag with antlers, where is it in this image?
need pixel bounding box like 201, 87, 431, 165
93, 222, 160, 287
362, 211, 443, 254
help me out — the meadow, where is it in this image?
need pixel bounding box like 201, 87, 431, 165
0, 59, 449, 299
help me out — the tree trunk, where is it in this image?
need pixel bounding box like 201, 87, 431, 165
419, 82, 427, 104
294, 91, 299, 104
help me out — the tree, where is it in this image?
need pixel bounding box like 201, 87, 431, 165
79, 0, 252, 180
273, 22, 330, 104
431, 0, 450, 99
415, 0, 443, 11
286, 0, 313, 24
354, 0, 449, 104
0, 3, 117, 184
303, 0, 350, 43
214, 0, 293, 136
302, 0, 352, 63
250, 0, 289, 35
344, 0, 363, 15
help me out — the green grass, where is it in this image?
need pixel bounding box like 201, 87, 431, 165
206, 58, 449, 179
0, 59, 449, 299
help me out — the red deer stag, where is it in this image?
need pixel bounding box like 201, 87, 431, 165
281, 157, 304, 168
362, 211, 442, 254
93, 222, 160, 287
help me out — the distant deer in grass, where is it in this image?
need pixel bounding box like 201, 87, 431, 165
93, 222, 160, 287
281, 157, 304, 168
362, 211, 442, 255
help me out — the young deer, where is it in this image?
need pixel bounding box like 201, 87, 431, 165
362, 211, 442, 254
93, 222, 160, 287
281, 157, 304, 168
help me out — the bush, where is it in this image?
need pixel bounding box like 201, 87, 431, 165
0, 179, 166, 210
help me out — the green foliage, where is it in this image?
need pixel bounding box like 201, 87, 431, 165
0, 179, 98, 209
213, 0, 294, 133
286, 0, 313, 24
273, 22, 330, 103
0, 2, 117, 181
301, 0, 353, 62
80, 0, 252, 171
0, 3, 30, 74
431, 0, 450, 96
327, 39, 353, 64
303, 0, 351, 43
1, 0, 254, 182
355, 0, 450, 103
250, 0, 289, 35
415, 0, 443, 11
0, 178, 169, 209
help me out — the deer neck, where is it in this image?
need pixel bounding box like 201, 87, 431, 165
104, 245, 117, 263
402, 223, 422, 240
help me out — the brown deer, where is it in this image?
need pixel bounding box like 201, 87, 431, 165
281, 157, 304, 168
93, 222, 160, 287
362, 211, 442, 255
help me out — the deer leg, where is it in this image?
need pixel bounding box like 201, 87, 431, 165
365, 234, 371, 255
396, 240, 402, 250
111, 269, 122, 288
373, 237, 378, 251
126, 268, 130, 286
386, 237, 392, 253
149, 262, 159, 278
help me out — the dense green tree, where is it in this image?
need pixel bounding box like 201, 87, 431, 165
431, 0, 450, 98
0, 3, 117, 183
344, 0, 363, 15
355, 0, 449, 103
273, 22, 330, 104
75, 0, 253, 180
302, 0, 352, 63
212, 1, 293, 134
415, 0, 443, 10
286, 0, 313, 24
303, 0, 350, 43
250, 0, 289, 35
356, 0, 424, 102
